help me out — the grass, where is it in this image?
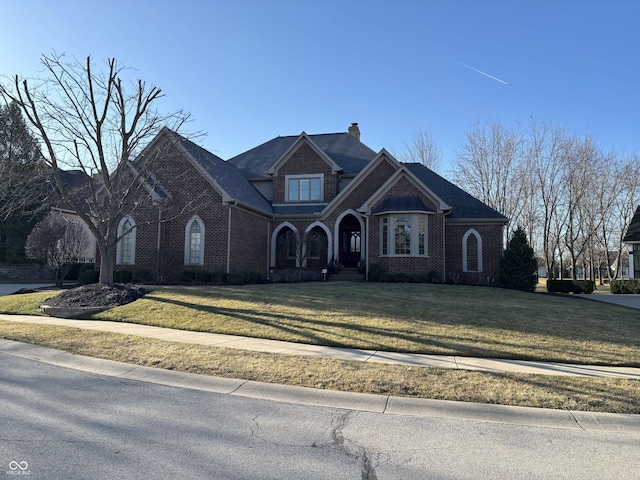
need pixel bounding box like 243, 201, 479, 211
1, 282, 639, 413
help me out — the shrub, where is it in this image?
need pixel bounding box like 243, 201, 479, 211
225, 272, 246, 285
426, 270, 441, 284
546, 279, 594, 294
79, 269, 99, 285
113, 270, 132, 283
379, 272, 395, 283
412, 274, 429, 284
194, 271, 211, 283
65, 262, 95, 281
610, 279, 640, 294
211, 271, 227, 284
394, 272, 411, 283
131, 269, 152, 283
368, 263, 384, 282
181, 271, 196, 282
500, 226, 538, 292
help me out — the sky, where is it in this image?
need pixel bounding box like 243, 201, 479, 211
1, 0, 639, 174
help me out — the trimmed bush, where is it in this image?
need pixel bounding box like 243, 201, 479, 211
610, 279, 640, 294
546, 279, 594, 294
225, 272, 246, 285
194, 271, 211, 283
79, 269, 99, 285
113, 270, 132, 283
379, 272, 395, 283
412, 274, 429, 284
426, 270, 441, 284
131, 269, 152, 283
394, 272, 411, 283
64, 263, 95, 281
368, 263, 383, 282
181, 270, 196, 282
211, 271, 227, 284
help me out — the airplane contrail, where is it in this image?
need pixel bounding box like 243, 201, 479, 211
451, 59, 508, 85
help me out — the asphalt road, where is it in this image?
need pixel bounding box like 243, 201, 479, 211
2, 353, 639, 480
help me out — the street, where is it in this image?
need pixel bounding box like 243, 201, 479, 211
1, 352, 639, 479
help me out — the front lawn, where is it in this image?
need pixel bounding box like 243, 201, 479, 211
2, 282, 639, 366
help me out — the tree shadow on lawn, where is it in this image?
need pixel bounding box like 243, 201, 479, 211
118, 295, 638, 366
147, 284, 640, 350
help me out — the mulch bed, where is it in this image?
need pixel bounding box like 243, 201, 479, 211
40, 284, 146, 308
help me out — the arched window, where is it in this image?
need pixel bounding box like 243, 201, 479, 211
185, 216, 205, 265
462, 229, 483, 272
116, 216, 136, 265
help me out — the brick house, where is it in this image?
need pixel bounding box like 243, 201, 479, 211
623, 206, 640, 278
114, 123, 508, 284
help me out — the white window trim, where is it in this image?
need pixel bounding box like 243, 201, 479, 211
184, 215, 205, 266
285, 174, 324, 202
116, 216, 136, 265
462, 228, 483, 272
378, 213, 428, 257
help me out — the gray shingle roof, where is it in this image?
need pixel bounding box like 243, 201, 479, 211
228, 133, 377, 178
372, 196, 433, 214
404, 163, 508, 221
177, 136, 273, 214
623, 206, 640, 242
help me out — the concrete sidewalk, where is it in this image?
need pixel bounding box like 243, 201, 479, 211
1, 313, 639, 380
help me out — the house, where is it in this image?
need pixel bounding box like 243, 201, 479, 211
114, 124, 508, 284
623, 206, 640, 278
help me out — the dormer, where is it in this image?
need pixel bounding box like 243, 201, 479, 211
270, 133, 342, 205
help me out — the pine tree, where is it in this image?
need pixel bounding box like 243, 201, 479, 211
500, 226, 538, 292
0, 101, 48, 262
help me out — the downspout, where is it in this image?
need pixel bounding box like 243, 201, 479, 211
227, 202, 235, 274
364, 214, 369, 280
156, 206, 162, 281
442, 209, 450, 282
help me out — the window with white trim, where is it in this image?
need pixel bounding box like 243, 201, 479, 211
185, 216, 205, 265
116, 216, 136, 265
286, 175, 323, 202
379, 214, 428, 257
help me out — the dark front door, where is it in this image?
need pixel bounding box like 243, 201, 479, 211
339, 215, 361, 267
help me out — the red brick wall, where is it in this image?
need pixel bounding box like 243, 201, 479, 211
229, 207, 269, 275
273, 143, 338, 203
445, 223, 504, 285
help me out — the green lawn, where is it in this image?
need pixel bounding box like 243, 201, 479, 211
3, 282, 639, 366
1, 282, 640, 413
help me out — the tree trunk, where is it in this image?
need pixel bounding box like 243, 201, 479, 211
98, 243, 114, 285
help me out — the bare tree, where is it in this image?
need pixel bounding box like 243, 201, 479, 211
1, 53, 191, 284
397, 130, 442, 171
452, 120, 525, 239
25, 213, 90, 286
528, 122, 566, 279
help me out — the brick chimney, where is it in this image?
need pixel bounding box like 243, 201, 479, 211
348, 122, 360, 141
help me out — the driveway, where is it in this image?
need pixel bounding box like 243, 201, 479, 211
0, 283, 55, 296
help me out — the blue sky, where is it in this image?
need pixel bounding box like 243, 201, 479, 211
2, 0, 639, 173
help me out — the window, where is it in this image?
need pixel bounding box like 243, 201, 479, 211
185, 216, 205, 265
394, 217, 412, 255
116, 216, 136, 265
462, 229, 483, 272
286, 175, 323, 202
379, 214, 428, 257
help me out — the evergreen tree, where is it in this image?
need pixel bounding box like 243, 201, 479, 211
0, 101, 48, 262
500, 226, 538, 292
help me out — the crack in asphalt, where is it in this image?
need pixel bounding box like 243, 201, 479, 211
330, 412, 379, 480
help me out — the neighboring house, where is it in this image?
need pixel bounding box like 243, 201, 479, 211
623, 206, 640, 278
112, 124, 508, 285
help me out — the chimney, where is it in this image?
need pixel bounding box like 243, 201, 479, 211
348, 122, 360, 141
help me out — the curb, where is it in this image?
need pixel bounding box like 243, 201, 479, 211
1, 339, 638, 434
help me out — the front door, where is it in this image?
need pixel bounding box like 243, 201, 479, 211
339, 215, 361, 267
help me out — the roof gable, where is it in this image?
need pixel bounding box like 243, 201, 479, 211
228, 132, 376, 179
623, 206, 640, 243
267, 132, 341, 175
404, 163, 508, 221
